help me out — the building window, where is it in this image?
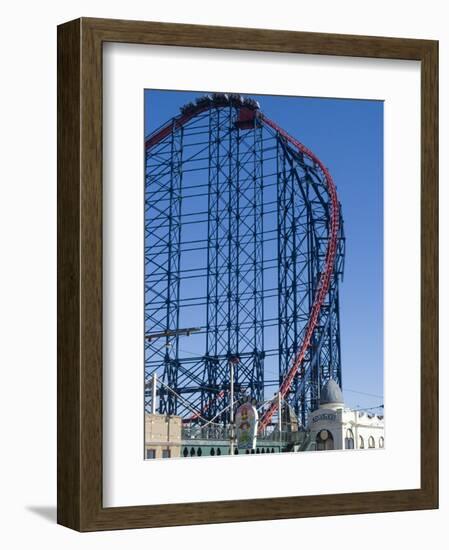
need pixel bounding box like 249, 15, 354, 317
316, 430, 334, 451
379, 436, 384, 448
345, 429, 355, 449
359, 436, 365, 449
368, 436, 375, 448
162, 449, 171, 458
146, 449, 156, 459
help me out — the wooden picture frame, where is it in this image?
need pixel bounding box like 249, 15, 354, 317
57, 17, 438, 531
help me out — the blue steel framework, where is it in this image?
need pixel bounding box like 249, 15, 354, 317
144, 94, 345, 428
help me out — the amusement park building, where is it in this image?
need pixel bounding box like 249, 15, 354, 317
145, 413, 182, 459
307, 380, 385, 451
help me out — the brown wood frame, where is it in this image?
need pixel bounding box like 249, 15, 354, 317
57, 17, 438, 532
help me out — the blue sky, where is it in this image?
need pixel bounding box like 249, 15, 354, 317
144, 90, 384, 411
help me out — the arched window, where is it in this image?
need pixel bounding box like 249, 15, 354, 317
345, 429, 355, 449
368, 436, 375, 448
379, 436, 384, 448
359, 436, 365, 449
316, 430, 334, 451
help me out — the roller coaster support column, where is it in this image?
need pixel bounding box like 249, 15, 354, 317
151, 373, 157, 414
278, 392, 282, 433
230, 359, 235, 455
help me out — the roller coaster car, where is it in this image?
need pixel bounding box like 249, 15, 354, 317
243, 98, 260, 110
212, 92, 229, 105
195, 96, 212, 108
228, 93, 244, 106
180, 94, 260, 116
180, 101, 196, 115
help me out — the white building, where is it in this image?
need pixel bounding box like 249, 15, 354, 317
307, 379, 384, 451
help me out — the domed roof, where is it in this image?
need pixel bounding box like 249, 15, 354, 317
320, 379, 344, 406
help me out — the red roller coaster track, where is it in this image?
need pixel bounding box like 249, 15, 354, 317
145, 95, 340, 434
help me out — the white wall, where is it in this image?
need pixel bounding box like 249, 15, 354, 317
0, 1, 447, 547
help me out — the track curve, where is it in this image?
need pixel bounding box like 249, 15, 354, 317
257, 114, 340, 431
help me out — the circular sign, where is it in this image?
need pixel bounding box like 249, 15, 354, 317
320, 430, 329, 441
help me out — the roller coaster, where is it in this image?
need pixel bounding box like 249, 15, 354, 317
144, 93, 345, 433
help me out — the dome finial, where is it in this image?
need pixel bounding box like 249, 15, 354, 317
320, 379, 344, 407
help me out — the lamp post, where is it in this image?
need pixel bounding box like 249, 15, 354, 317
278, 392, 282, 436
228, 355, 240, 455
145, 327, 201, 341
229, 359, 235, 455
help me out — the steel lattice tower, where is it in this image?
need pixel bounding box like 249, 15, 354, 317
144, 93, 345, 428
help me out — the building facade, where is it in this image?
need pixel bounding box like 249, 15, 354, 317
307, 380, 384, 451
144, 413, 182, 459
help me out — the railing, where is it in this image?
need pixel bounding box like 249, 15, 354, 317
182, 425, 231, 441
182, 423, 306, 445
